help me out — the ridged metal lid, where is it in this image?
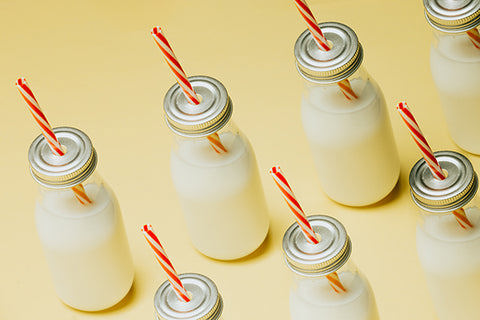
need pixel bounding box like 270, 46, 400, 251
154, 273, 223, 320
163, 76, 233, 137
409, 151, 478, 213
294, 22, 363, 83
424, 0, 480, 32
282, 215, 352, 277
28, 127, 97, 188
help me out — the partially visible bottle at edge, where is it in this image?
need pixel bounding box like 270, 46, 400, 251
283, 215, 379, 319
154, 273, 224, 320
424, 0, 480, 154
410, 150, 480, 320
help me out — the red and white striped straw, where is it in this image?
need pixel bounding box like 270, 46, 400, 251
292, 0, 357, 100
397, 102, 445, 180
207, 132, 227, 153
397, 101, 473, 229
141, 224, 191, 302
293, 0, 331, 51
338, 79, 358, 100
151, 27, 200, 105
326, 272, 347, 293
151, 27, 227, 154
269, 166, 346, 293
16, 78, 64, 156
467, 27, 480, 50
15, 78, 92, 205
269, 166, 319, 244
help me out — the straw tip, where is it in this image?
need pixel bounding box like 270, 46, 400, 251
15, 78, 26, 86
141, 224, 152, 232
151, 26, 162, 35
397, 101, 408, 110
269, 166, 281, 175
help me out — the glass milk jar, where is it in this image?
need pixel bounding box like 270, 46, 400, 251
424, 0, 480, 153
410, 151, 480, 320
154, 273, 223, 320
29, 127, 134, 311
164, 76, 269, 260
294, 22, 400, 206
282, 215, 379, 320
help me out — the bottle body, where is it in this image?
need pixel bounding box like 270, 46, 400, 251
301, 67, 400, 206
170, 121, 269, 260
416, 198, 480, 320
35, 173, 134, 311
430, 30, 480, 154
289, 260, 379, 320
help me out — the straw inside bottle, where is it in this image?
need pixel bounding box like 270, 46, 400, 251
466, 27, 480, 49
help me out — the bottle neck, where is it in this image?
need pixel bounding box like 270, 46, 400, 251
291, 257, 360, 294
301, 65, 374, 103
37, 171, 107, 206
431, 28, 480, 60
302, 65, 369, 88
171, 119, 240, 149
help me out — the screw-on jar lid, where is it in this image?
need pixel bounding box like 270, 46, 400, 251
163, 76, 233, 138
28, 127, 97, 188
409, 151, 478, 213
424, 0, 480, 32
282, 215, 352, 277
294, 22, 363, 84
154, 273, 223, 320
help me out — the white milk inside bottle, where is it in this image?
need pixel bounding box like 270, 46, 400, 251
295, 22, 400, 206
29, 127, 134, 311
154, 273, 224, 320
424, 0, 480, 154
410, 150, 480, 320
164, 76, 269, 260
283, 215, 379, 320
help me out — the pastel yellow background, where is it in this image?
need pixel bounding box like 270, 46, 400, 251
1, 0, 476, 319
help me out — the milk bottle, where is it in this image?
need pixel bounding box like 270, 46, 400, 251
410, 150, 480, 320
424, 0, 480, 153
294, 22, 400, 206
29, 127, 134, 311
164, 76, 269, 260
283, 215, 379, 320
154, 273, 223, 320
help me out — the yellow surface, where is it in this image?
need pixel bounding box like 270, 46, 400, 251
1, 0, 476, 319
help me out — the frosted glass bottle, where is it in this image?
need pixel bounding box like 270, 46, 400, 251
410, 150, 480, 320
29, 127, 134, 311
283, 215, 379, 320
424, 0, 480, 153
294, 22, 400, 206
164, 75, 269, 260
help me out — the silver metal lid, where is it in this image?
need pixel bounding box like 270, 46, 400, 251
163, 76, 233, 137
28, 127, 97, 188
282, 215, 352, 277
409, 151, 478, 213
424, 0, 480, 32
294, 22, 363, 83
154, 273, 223, 320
